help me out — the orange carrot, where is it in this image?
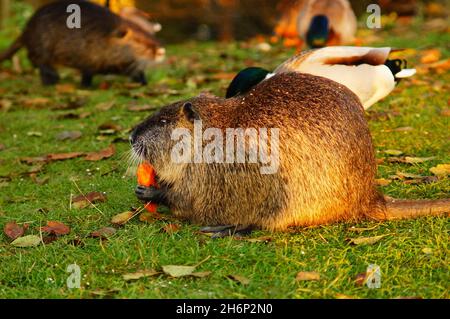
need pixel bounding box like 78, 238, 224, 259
137, 162, 158, 213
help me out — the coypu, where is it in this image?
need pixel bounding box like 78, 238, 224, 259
0, 0, 165, 86
131, 72, 449, 236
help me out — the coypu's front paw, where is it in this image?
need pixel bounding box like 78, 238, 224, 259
200, 225, 254, 239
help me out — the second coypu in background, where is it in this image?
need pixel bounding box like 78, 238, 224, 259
131, 72, 449, 237
0, 0, 165, 87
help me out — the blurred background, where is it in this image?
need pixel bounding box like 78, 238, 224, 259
0, 0, 448, 43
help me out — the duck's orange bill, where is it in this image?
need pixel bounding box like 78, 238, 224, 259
137, 162, 158, 213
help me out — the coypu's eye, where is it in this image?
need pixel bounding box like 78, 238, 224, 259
160, 119, 167, 124
183, 102, 200, 122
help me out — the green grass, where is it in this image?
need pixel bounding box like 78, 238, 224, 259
0, 3, 449, 299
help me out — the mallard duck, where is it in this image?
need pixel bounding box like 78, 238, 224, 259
297, 0, 357, 48
225, 46, 416, 109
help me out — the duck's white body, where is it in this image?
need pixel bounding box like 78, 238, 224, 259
272, 46, 416, 109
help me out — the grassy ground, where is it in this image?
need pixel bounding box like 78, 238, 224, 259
0, 3, 449, 298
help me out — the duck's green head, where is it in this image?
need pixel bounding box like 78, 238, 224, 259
226, 67, 271, 98
306, 15, 329, 48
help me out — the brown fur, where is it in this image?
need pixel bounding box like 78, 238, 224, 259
0, 0, 164, 85
132, 72, 449, 231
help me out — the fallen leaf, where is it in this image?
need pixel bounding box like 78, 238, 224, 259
403, 156, 435, 164
22, 97, 51, 108
403, 176, 438, 185
191, 271, 212, 278
420, 49, 441, 64
354, 272, 368, 286
89, 227, 116, 238
42, 234, 58, 244
56, 131, 82, 141
55, 84, 76, 94
11, 235, 41, 247
296, 271, 320, 281
384, 149, 403, 156
95, 101, 115, 111
123, 269, 160, 281
98, 123, 122, 135
347, 234, 389, 245
111, 211, 135, 225
396, 171, 424, 179
162, 265, 197, 277
162, 223, 180, 234
4, 221, 25, 240
47, 152, 84, 161
40, 221, 70, 235
227, 274, 250, 285
388, 156, 435, 164
127, 105, 158, 112
71, 191, 107, 209
84, 144, 115, 161
430, 164, 450, 177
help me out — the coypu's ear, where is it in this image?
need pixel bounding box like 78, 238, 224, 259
183, 102, 201, 122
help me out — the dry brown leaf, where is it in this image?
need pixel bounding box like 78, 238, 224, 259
47, 152, 84, 161
98, 123, 122, 135
95, 101, 115, 111
71, 191, 107, 209
4, 221, 26, 240
22, 97, 51, 108
354, 272, 368, 286
123, 269, 160, 281
40, 221, 70, 235
55, 84, 76, 94
127, 105, 158, 112
84, 145, 115, 161
227, 274, 250, 285
347, 234, 389, 245
296, 271, 320, 281
111, 211, 135, 225
90, 226, 117, 238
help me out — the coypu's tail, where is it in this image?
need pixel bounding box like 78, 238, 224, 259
370, 198, 450, 220
0, 37, 23, 63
